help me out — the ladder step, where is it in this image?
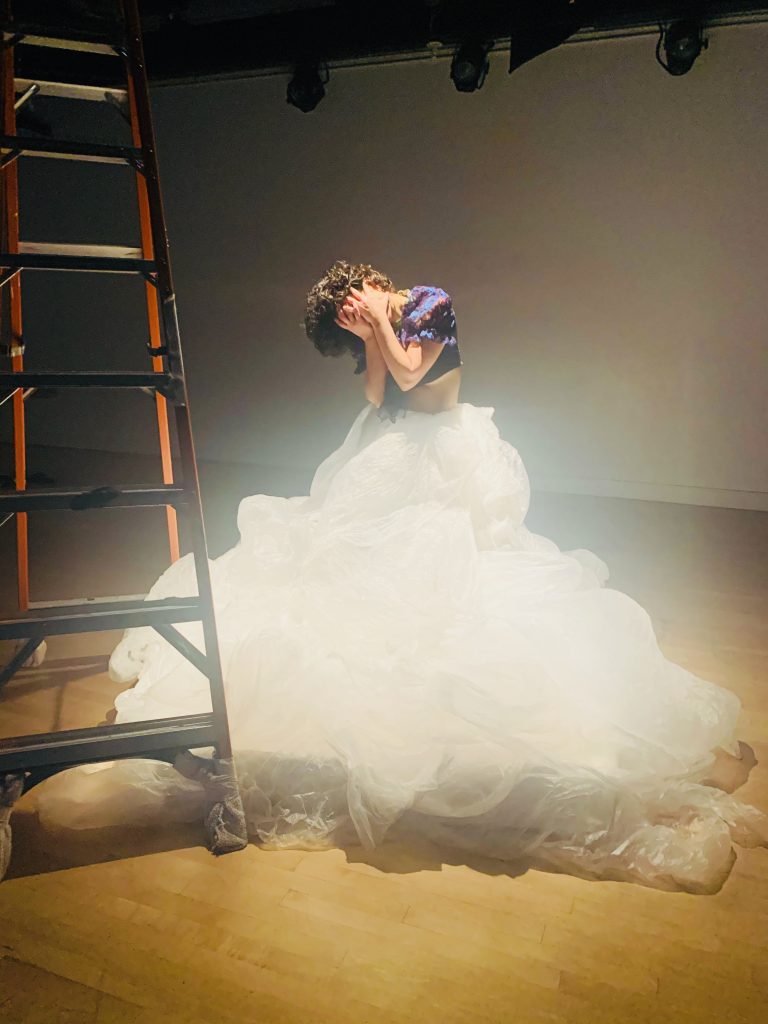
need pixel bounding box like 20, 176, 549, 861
15, 77, 127, 103
18, 242, 142, 258
28, 594, 144, 609
0, 134, 141, 166
1, 244, 154, 275
4, 29, 121, 57
0, 596, 203, 641
0, 485, 188, 513
0, 371, 178, 395
0, 713, 217, 773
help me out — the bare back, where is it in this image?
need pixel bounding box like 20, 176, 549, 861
402, 366, 461, 413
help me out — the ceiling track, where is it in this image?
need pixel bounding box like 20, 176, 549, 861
151, 9, 768, 86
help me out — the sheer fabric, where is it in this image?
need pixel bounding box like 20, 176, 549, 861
37, 403, 767, 891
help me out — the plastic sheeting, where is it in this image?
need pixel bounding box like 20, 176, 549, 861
36, 402, 767, 892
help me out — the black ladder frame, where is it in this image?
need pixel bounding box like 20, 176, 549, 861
0, 0, 247, 875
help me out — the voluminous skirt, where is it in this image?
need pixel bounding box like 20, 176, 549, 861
37, 402, 767, 891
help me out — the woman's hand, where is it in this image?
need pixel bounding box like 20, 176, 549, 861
335, 301, 374, 343
347, 283, 389, 326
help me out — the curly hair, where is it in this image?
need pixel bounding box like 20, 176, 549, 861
304, 260, 394, 373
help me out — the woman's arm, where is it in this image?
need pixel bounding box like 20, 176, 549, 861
347, 285, 444, 392
346, 285, 420, 378
371, 313, 421, 384
371, 317, 446, 391
334, 297, 387, 406
363, 334, 387, 406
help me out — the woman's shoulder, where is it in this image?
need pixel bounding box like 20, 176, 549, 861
404, 285, 452, 311
400, 285, 457, 345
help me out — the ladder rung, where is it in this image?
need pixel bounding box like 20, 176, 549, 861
0, 371, 177, 392
15, 77, 127, 103
28, 594, 144, 609
1, 246, 153, 275
0, 134, 141, 166
0, 597, 203, 641
19, 242, 142, 259
0, 485, 187, 513
4, 30, 120, 57
0, 713, 217, 773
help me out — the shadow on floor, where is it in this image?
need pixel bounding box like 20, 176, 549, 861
4, 802, 537, 886
5, 808, 207, 880
0, 655, 108, 701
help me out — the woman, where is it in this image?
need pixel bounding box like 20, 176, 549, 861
304, 262, 462, 417
38, 261, 766, 892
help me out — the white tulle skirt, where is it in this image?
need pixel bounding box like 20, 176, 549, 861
37, 402, 767, 891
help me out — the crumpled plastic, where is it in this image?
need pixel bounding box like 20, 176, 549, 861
174, 752, 247, 855
34, 402, 767, 892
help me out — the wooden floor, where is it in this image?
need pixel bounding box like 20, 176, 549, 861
0, 471, 766, 1024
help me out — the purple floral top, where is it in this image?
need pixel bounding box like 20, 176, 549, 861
396, 286, 458, 347
352, 285, 460, 377
375, 285, 462, 420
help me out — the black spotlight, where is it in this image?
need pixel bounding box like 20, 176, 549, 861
287, 62, 329, 113
450, 40, 491, 92
656, 20, 708, 76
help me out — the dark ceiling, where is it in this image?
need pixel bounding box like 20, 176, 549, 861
4, 1, 767, 84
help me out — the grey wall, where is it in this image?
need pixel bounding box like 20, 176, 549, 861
4, 22, 768, 508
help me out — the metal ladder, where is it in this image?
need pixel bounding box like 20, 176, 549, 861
0, 0, 247, 879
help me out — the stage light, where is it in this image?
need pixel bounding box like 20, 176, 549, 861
287, 62, 328, 112
450, 40, 491, 92
656, 20, 708, 76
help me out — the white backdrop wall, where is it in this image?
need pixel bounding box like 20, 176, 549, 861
8, 23, 768, 508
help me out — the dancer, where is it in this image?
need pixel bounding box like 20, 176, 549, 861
38, 260, 766, 892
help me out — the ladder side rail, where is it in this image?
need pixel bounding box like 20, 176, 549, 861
1, 10, 28, 611
126, 70, 179, 564
0, 4, 248, 873
121, 0, 234, 761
